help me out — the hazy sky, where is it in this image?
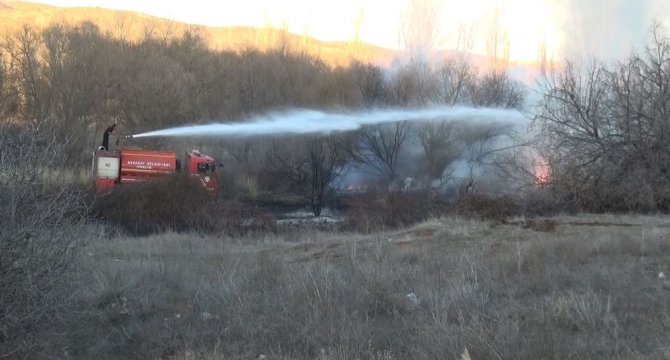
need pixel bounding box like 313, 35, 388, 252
28, 0, 670, 62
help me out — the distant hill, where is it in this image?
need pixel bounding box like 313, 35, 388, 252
0, 1, 399, 67
0, 1, 540, 81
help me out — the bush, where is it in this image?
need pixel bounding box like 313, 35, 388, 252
345, 190, 437, 233
454, 192, 519, 222
210, 200, 277, 236
93, 174, 214, 235
233, 174, 259, 200
0, 124, 88, 357
93, 175, 279, 236
518, 187, 563, 216
345, 190, 532, 232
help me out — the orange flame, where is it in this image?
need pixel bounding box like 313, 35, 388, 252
533, 162, 550, 186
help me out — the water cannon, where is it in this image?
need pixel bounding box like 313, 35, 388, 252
124, 134, 134, 139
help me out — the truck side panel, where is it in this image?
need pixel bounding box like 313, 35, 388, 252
119, 148, 176, 183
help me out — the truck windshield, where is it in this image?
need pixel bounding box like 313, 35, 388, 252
197, 163, 215, 173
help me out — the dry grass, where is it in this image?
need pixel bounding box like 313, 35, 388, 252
42, 214, 670, 359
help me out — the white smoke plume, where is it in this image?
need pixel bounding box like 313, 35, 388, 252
132, 106, 525, 138
558, 0, 670, 60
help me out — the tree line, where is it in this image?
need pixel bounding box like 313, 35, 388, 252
0, 22, 526, 214
0, 23, 523, 157
3, 21, 670, 215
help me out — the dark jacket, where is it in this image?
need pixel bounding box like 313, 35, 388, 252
101, 124, 116, 151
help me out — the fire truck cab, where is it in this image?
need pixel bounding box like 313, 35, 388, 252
183, 150, 218, 191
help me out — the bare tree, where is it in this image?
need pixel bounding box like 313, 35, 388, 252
457, 124, 513, 192
315, 66, 358, 106
454, 22, 477, 53
534, 24, 670, 210
0, 49, 10, 116
415, 120, 460, 187
3, 26, 51, 122
349, 1, 366, 61
120, 43, 193, 132
434, 56, 474, 105
114, 12, 134, 44
352, 61, 388, 107
400, 0, 442, 53
350, 121, 410, 185
266, 135, 349, 216
484, 5, 510, 72
470, 70, 526, 109
388, 65, 418, 107
534, 60, 613, 167
42, 23, 117, 162
406, 56, 437, 106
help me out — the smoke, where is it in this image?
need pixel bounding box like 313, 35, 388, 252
132, 106, 524, 138
331, 117, 527, 193
558, 0, 670, 60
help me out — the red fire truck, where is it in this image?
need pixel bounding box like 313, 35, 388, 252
93, 148, 218, 194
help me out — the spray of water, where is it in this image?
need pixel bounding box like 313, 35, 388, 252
131, 106, 525, 138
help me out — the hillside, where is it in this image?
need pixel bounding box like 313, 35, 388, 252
0, 0, 542, 78
0, 0, 400, 67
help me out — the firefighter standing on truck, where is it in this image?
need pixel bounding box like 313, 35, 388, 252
101, 123, 116, 151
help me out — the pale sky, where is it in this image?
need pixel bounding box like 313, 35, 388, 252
27, 0, 670, 62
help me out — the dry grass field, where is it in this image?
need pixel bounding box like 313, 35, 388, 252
46, 214, 670, 359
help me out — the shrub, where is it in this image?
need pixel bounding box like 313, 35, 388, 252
0, 123, 88, 357
233, 174, 259, 200
523, 218, 558, 232
210, 200, 277, 236
345, 190, 437, 233
93, 174, 214, 235
518, 187, 563, 216
454, 192, 519, 222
